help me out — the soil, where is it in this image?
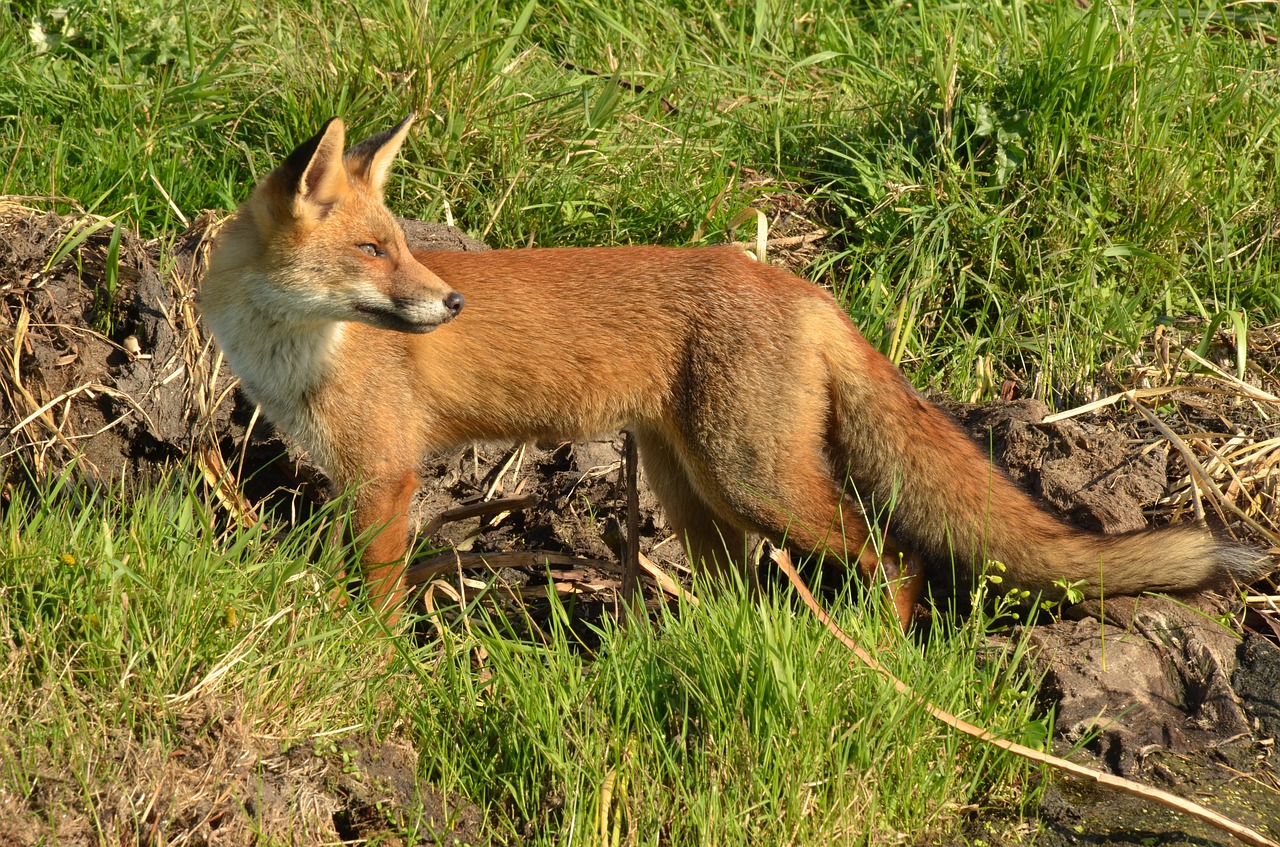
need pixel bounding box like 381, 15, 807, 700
1, 200, 1278, 845
0, 695, 485, 847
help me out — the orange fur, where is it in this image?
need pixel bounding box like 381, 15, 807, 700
199, 116, 1261, 626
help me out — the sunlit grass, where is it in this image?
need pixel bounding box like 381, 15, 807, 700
2, 1, 1275, 396
1, 472, 1045, 843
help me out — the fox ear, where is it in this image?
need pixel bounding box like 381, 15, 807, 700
265, 117, 348, 222
344, 113, 416, 195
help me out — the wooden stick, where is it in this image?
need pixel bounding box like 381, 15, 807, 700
420, 493, 541, 537
729, 231, 828, 252
619, 431, 642, 614
639, 551, 698, 606
770, 548, 1280, 847
404, 550, 614, 587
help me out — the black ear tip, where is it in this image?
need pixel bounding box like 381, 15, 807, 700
281, 131, 323, 179
272, 117, 346, 198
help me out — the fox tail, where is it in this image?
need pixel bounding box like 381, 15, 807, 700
819, 308, 1263, 600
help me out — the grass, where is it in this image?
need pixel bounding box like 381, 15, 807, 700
1, 0, 1276, 842
3, 0, 1277, 395
2, 472, 1045, 843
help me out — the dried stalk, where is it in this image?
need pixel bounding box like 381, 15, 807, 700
771, 548, 1280, 847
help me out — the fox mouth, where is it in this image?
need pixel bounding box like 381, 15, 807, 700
352, 302, 452, 334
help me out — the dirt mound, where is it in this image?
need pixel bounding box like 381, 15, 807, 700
2, 200, 1279, 844
0, 695, 483, 847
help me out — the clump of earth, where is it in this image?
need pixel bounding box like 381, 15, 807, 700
1, 201, 1277, 845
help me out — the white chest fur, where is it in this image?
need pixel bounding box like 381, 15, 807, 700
207, 302, 344, 473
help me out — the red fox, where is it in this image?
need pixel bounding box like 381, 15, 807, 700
199, 115, 1261, 626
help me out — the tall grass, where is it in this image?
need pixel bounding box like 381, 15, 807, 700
0, 472, 405, 737
1, 472, 1045, 843
3, 0, 1276, 394
411, 585, 1047, 843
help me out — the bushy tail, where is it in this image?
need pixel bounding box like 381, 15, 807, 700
819, 309, 1262, 599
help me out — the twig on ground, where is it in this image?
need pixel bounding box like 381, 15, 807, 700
639, 551, 698, 606
771, 547, 1280, 847
619, 431, 642, 615
483, 442, 526, 501
729, 231, 828, 253
1042, 385, 1184, 423
419, 493, 541, 538
1133, 399, 1209, 522
1135, 401, 1280, 546
196, 444, 258, 527
1179, 347, 1279, 405
8, 380, 154, 437
404, 550, 614, 587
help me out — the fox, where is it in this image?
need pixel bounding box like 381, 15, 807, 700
199, 115, 1262, 627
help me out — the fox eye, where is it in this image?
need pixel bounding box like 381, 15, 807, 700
356, 242, 386, 257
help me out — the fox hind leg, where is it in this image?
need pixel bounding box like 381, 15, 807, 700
734, 447, 925, 628
635, 425, 923, 626
633, 430, 753, 588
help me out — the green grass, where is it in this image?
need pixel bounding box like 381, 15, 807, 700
3, 0, 1277, 395
1, 472, 1045, 843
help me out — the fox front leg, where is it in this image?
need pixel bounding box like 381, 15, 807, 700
350, 469, 420, 624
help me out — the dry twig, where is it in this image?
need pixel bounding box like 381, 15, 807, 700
771, 548, 1280, 847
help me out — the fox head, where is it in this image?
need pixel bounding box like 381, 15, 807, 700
208, 115, 463, 333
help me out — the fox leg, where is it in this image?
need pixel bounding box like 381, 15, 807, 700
351, 468, 419, 625
735, 456, 925, 629
783, 491, 924, 627
857, 526, 925, 628
634, 431, 751, 586
328, 515, 352, 608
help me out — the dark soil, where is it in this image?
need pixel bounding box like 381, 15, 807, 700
0, 695, 485, 847
1, 202, 1278, 845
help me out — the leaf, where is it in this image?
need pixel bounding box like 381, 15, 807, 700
791, 50, 844, 71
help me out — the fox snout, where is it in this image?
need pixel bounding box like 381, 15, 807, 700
356, 286, 464, 334
396, 287, 465, 332
386, 260, 464, 331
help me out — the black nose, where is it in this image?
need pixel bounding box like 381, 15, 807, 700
444, 291, 465, 316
